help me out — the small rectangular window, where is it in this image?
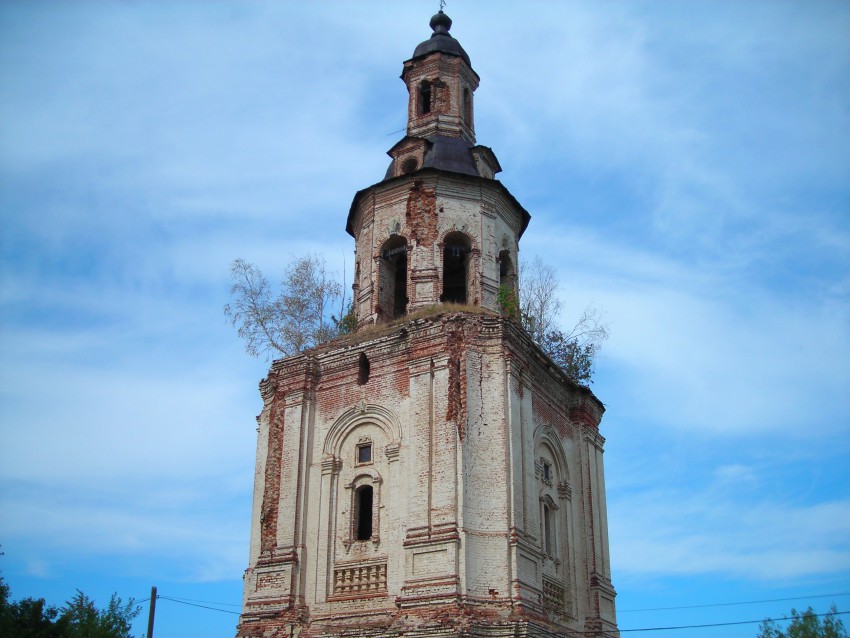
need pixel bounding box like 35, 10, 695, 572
357, 444, 372, 464
543, 461, 552, 482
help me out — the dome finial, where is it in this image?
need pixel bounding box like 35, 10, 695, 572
430, 6, 452, 36
410, 1, 471, 66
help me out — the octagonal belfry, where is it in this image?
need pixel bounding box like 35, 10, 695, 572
237, 11, 618, 638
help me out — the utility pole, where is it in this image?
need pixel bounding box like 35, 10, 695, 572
146, 586, 157, 638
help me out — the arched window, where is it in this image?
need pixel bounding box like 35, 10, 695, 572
442, 232, 472, 304
342, 468, 384, 549
418, 81, 432, 115
378, 236, 408, 319
355, 485, 374, 540
463, 87, 472, 122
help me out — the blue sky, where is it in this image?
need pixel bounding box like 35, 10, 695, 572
1, 1, 848, 636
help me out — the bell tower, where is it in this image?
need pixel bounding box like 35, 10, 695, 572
238, 11, 619, 638
348, 10, 526, 326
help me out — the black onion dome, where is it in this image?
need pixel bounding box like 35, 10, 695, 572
411, 11, 471, 66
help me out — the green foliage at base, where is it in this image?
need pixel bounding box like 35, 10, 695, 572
333, 299, 357, 335
0, 575, 141, 638
757, 605, 847, 638
539, 329, 598, 385
497, 285, 520, 321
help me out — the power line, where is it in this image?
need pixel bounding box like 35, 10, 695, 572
157, 595, 240, 616
158, 595, 240, 608
615, 609, 849, 634
149, 590, 848, 634
619, 591, 850, 613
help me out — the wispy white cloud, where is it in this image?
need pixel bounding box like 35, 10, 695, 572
0, 481, 249, 583
475, 1, 850, 272
713, 464, 758, 487
0, 342, 258, 488
610, 488, 850, 581
524, 226, 850, 437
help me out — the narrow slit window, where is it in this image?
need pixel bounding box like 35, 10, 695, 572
543, 461, 552, 483
355, 485, 374, 540
418, 81, 432, 115
358, 352, 370, 385
543, 504, 553, 555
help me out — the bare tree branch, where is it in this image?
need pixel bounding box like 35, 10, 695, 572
518, 257, 610, 384
519, 256, 562, 343
224, 255, 343, 360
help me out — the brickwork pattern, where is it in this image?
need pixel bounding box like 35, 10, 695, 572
237, 313, 618, 638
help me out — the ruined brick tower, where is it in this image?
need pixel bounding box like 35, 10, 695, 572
238, 11, 618, 638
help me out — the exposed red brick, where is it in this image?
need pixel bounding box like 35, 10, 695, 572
405, 182, 438, 245
260, 380, 285, 554
445, 323, 466, 439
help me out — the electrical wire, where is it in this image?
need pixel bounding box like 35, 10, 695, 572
149, 590, 850, 613
157, 595, 240, 615
149, 590, 849, 634
613, 609, 849, 634
156, 594, 240, 608
619, 590, 850, 613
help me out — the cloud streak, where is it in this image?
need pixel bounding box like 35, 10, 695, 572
611, 488, 850, 581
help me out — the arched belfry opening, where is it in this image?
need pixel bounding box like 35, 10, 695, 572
442, 232, 472, 304
499, 249, 516, 294
378, 236, 408, 319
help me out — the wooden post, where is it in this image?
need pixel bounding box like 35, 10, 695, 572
146, 586, 157, 638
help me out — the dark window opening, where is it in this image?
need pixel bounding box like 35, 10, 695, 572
463, 87, 472, 122
442, 233, 471, 304
357, 443, 372, 464
499, 250, 514, 283
393, 251, 408, 316
402, 158, 418, 174
379, 236, 408, 319
355, 485, 374, 540
418, 81, 432, 115
543, 504, 553, 555
358, 352, 370, 385
543, 461, 552, 482
498, 250, 516, 301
